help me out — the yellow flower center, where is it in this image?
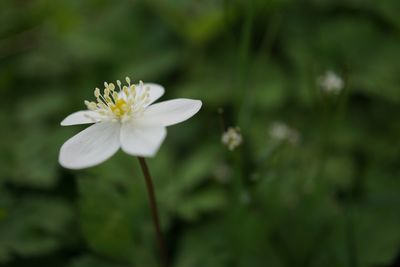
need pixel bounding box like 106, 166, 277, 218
110, 98, 129, 117
84, 77, 150, 121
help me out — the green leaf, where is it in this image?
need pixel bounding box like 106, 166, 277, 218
69, 255, 130, 267
77, 178, 137, 263
0, 196, 74, 263
175, 189, 226, 221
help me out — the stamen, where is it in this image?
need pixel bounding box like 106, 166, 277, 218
97, 94, 108, 106
123, 86, 129, 96
112, 92, 119, 101
130, 85, 136, 98
105, 95, 112, 103
109, 83, 115, 91
94, 88, 100, 98
84, 100, 97, 110
97, 102, 107, 109
86, 77, 150, 121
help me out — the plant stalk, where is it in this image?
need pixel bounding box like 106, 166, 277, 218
138, 157, 168, 267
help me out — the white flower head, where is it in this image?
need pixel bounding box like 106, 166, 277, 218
239, 191, 251, 205
269, 122, 300, 145
59, 78, 202, 169
213, 163, 232, 184
318, 70, 344, 95
221, 127, 242, 151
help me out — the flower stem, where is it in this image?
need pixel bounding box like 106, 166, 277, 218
137, 157, 168, 267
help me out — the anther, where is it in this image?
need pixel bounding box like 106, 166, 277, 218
105, 96, 112, 103
94, 88, 100, 98
123, 86, 129, 96
112, 92, 119, 101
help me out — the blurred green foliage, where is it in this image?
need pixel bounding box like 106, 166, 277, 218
1, 0, 400, 266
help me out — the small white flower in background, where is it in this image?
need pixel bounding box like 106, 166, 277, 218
59, 78, 202, 169
213, 163, 232, 184
318, 70, 344, 95
221, 127, 242, 151
269, 122, 300, 145
249, 172, 260, 182
239, 191, 251, 205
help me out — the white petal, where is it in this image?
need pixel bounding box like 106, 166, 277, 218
61, 110, 102, 126
142, 83, 165, 107
59, 122, 120, 169
137, 99, 202, 127
120, 122, 166, 157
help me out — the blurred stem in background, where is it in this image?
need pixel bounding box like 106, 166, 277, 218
345, 204, 358, 267
138, 157, 168, 267
317, 74, 360, 267
237, 0, 254, 129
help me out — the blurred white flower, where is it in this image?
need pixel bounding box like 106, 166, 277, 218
249, 172, 260, 182
59, 78, 202, 169
239, 191, 251, 205
318, 70, 344, 95
213, 163, 232, 184
269, 122, 300, 145
221, 127, 242, 151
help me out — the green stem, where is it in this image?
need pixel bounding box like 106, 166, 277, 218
237, 0, 254, 127
138, 157, 168, 267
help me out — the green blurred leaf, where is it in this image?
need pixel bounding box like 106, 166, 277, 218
78, 178, 137, 263
69, 255, 130, 267
0, 196, 74, 263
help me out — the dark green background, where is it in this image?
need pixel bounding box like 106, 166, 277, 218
1, 0, 400, 266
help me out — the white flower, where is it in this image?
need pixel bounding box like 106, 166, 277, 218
318, 70, 344, 95
213, 163, 232, 184
269, 122, 300, 145
59, 78, 202, 169
239, 191, 251, 205
221, 127, 242, 151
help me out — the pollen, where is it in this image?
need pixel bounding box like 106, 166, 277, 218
84, 77, 151, 121
110, 98, 129, 116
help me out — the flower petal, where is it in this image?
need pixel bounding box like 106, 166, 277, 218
137, 99, 202, 126
59, 122, 120, 169
61, 110, 102, 126
143, 83, 165, 107
120, 122, 166, 157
